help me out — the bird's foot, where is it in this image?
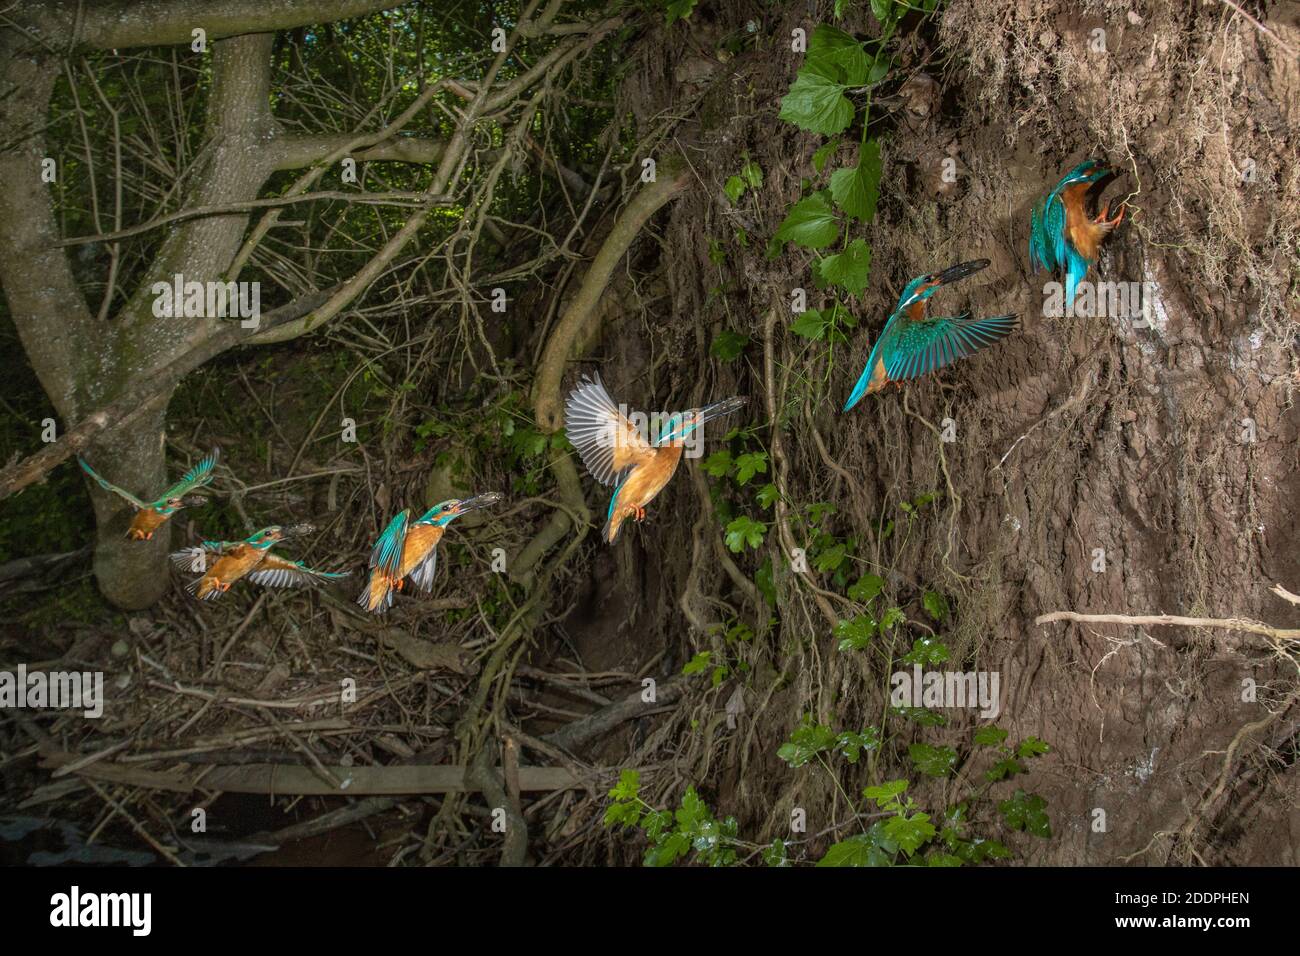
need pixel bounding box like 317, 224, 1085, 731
396, 578, 404, 591
217, 580, 231, 593
1094, 201, 1126, 229
635, 506, 646, 522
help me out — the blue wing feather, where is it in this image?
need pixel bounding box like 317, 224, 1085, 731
884, 313, 1019, 381
369, 510, 410, 577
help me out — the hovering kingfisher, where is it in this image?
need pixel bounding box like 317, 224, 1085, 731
843, 259, 1018, 411
357, 494, 503, 613
1030, 159, 1126, 307
171, 524, 347, 601
78, 448, 219, 540
565, 373, 747, 544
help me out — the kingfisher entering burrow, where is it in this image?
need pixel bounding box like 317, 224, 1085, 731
565, 373, 747, 544
171, 524, 348, 601
1030, 159, 1127, 308
79, 448, 219, 540
357, 493, 504, 613
843, 259, 1018, 411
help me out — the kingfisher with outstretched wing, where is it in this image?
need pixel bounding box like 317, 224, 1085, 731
843, 259, 1018, 410
79, 448, 219, 540
565, 372, 746, 544
172, 524, 347, 601
357, 493, 503, 613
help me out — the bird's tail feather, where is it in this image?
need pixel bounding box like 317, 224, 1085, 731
358, 571, 397, 613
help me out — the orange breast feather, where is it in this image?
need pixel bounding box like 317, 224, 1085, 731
399, 524, 445, 578
196, 544, 265, 599
128, 509, 169, 540
1062, 182, 1103, 261
607, 446, 684, 542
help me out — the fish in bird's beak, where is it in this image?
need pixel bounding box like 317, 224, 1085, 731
695, 395, 748, 427
454, 492, 504, 514
281, 522, 317, 539
180, 495, 208, 509
933, 258, 990, 287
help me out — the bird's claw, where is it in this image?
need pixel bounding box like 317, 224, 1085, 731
1095, 201, 1126, 228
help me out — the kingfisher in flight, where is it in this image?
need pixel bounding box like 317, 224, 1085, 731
357, 494, 503, 613
843, 259, 1018, 411
1030, 159, 1127, 307
171, 524, 347, 601
565, 373, 747, 544
79, 448, 219, 540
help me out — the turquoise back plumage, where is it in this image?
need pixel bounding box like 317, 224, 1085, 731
1030, 161, 1111, 306
369, 509, 411, 576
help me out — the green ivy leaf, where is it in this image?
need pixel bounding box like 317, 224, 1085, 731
829, 140, 881, 222
973, 726, 1010, 747
733, 451, 769, 485
724, 175, 747, 203
763, 839, 790, 867
755, 483, 779, 509
882, 812, 937, 856
999, 790, 1052, 838
835, 727, 881, 763
985, 755, 1026, 782
710, 329, 750, 361
702, 449, 733, 478
818, 238, 872, 296
814, 542, 847, 572
909, 742, 958, 777
604, 800, 641, 827
643, 809, 673, 842
902, 636, 950, 665
609, 768, 641, 801
1017, 737, 1051, 758
812, 139, 840, 173
774, 192, 840, 249
644, 831, 691, 867
922, 590, 950, 622
724, 515, 767, 552
891, 705, 948, 727
664, 0, 698, 27
863, 779, 908, 804
804, 25, 871, 85
791, 308, 829, 339
848, 572, 885, 603
816, 822, 898, 867
777, 716, 837, 767
778, 71, 854, 135
835, 614, 877, 651
880, 606, 905, 630
682, 651, 712, 676
740, 158, 763, 188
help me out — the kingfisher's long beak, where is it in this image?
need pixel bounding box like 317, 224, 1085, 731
454, 492, 504, 514
695, 395, 748, 427
934, 258, 990, 287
